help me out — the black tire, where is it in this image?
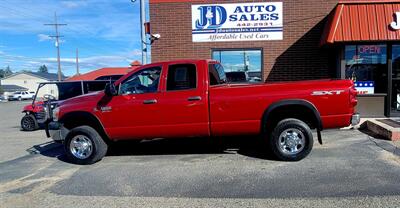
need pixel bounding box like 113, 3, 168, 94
21, 114, 39, 131
268, 118, 313, 161
64, 125, 108, 165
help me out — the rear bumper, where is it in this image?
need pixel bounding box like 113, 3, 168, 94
351, 113, 360, 126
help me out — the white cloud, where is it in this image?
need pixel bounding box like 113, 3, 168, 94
0, 1, 141, 41
37, 34, 52, 42
129, 49, 142, 56
1, 50, 139, 75
61, 1, 88, 8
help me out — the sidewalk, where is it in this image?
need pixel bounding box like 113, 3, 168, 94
355, 118, 400, 156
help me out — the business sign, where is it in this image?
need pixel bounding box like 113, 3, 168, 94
390, 12, 400, 30
354, 81, 374, 95
191, 2, 283, 42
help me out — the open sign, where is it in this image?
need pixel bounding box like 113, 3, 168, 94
358, 45, 382, 54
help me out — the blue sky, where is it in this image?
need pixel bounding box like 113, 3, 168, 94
0, 0, 148, 76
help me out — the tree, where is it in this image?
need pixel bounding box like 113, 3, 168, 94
4, 66, 12, 76
38, 65, 48, 73
0, 66, 13, 78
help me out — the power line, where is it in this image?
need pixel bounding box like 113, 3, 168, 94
44, 12, 67, 81
0, 4, 125, 57
0, 3, 141, 68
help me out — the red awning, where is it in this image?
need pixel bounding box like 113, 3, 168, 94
67, 67, 136, 81
321, 1, 400, 45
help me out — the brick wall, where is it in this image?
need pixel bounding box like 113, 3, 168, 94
150, 0, 339, 81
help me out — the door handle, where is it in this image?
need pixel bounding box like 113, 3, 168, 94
188, 96, 201, 101
143, 99, 157, 104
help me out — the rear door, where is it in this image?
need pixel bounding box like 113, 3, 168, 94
155, 62, 210, 137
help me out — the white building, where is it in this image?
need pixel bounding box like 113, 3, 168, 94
0, 72, 65, 98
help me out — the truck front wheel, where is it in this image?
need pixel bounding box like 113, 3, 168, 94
21, 114, 39, 131
64, 126, 108, 165
268, 118, 313, 161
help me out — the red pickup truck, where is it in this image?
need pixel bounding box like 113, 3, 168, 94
46, 59, 359, 164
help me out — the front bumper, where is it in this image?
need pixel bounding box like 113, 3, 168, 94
47, 121, 68, 142
351, 113, 360, 126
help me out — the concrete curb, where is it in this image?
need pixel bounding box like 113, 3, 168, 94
360, 119, 400, 141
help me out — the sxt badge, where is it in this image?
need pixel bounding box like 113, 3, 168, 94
311, 90, 344, 96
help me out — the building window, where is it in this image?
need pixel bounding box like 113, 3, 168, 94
24, 80, 27, 84
345, 44, 387, 94
212, 49, 262, 83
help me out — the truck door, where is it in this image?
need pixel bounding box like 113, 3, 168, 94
156, 62, 210, 137
99, 65, 165, 140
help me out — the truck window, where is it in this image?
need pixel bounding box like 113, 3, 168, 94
120, 67, 161, 95
209, 64, 227, 85
167, 64, 196, 91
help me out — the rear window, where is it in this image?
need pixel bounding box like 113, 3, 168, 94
209, 64, 227, 85
167, 64, 197, 91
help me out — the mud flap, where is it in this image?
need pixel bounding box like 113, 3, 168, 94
317, 129, 322, 145
44, 121, 50, 138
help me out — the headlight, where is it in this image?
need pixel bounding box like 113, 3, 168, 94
52, 107, 60, 122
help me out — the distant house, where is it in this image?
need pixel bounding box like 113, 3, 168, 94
67, 61, 141, 81
0, 71, 66, 97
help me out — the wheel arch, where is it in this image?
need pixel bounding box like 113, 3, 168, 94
59, 111, 111, 143
261, 99, 323, 134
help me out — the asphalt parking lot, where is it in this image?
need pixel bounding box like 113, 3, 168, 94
0, 101, 400, 207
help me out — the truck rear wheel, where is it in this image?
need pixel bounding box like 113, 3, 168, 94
268, 118, 313, 161
64, 125, 108, 165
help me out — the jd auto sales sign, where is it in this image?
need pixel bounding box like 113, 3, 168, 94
192, 2, 283, 42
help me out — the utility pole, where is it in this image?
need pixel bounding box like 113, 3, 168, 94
45, 12, 67, 81
140, 0, 147, 64
76, 48, 80, 75
130, 0, 147, 64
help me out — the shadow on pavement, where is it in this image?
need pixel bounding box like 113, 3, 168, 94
26, 141, 67, 160
28, 136, 278, 163
108, 136, 277, 160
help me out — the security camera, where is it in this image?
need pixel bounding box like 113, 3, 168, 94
150, 34, 161, 44
151, 34, 161, 40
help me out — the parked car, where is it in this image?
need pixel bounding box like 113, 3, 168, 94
0, 94, 6, 102
45, 59, 359, 164
8, 91, 34, 101
20, 80, 118, 131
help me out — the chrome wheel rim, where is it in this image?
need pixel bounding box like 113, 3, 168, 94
278, 128, 305, 155
69, 135, 93, 159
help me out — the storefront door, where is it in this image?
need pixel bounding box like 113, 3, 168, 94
390, 45, 400, 116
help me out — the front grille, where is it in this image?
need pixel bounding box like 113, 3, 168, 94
35, 110, 46, 123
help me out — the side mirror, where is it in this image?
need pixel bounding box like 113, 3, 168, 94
104, 83, 118, 96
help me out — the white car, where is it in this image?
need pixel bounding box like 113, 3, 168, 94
8, 91, 34, 101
